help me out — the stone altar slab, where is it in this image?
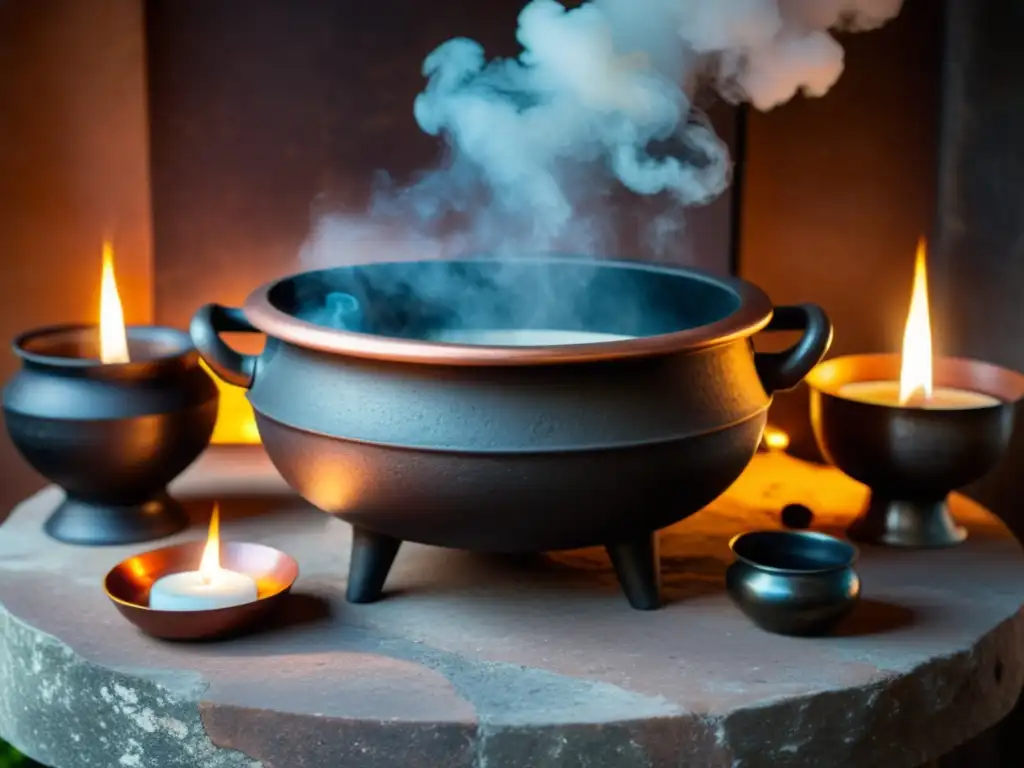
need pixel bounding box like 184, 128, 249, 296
1, 448, 1023, 768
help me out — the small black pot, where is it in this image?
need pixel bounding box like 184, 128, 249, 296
3, 325, 218, 545
727, 530, 860, 636
191, 256, 833, 609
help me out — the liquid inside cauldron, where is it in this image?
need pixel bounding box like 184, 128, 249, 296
271, 257, 742, 343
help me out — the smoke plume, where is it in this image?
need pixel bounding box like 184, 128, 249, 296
301, 0, 904, 269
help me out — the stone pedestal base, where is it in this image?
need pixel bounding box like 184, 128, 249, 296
1, 448, 1023, 768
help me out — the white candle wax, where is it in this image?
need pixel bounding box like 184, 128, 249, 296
149, 569, 259, 612
837, 381, 1000, 409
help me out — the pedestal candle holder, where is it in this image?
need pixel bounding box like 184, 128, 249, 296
807, 353, 1024, 547
104, 540, 298, 641
3, 324, 219, 545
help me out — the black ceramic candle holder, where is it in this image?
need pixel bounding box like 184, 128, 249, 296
807, 354, 1024, 548
3, 324, 219, 546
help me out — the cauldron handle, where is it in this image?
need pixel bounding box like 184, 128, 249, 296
190, 304, 259, 389
754, 304, 833, 394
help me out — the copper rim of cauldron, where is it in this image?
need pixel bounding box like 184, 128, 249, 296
12, 323, 198, 372
104, 540, 299, 641
242, 257, 776, 366
806, 353, 1024, 404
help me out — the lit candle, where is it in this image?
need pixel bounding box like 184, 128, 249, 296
149, 505, 259, 611
99, 241, 130, 364
838, 238, 1001, 410
761, 425, 791, 451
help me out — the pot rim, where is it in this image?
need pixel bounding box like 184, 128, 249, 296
12, 323, 195, 371
242, 256, 775, 366
806, 352, 1024, 405
729, 530, 858, 574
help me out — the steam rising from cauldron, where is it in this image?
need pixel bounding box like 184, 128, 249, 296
299, 0, 904, 334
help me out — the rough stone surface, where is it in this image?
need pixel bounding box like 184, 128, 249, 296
1, 447, 1023, 768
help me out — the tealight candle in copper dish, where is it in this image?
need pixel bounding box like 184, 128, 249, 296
104, 505, 298, 641
807, 239, 1024, 547
2, 243, 219, 545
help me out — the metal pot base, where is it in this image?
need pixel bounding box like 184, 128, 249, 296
44, 493, 189, 547
847, 493, 967, 548
345, 525, 665, 610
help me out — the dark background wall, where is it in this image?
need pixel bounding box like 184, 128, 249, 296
930, 0, 1024, 755
935, 0, 1024, 547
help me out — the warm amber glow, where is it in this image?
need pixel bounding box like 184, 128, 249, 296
762, 426, 790, 452
899, 237, 933, 405
198, 504, 222, 582
202, 360, 261, 445
99, 242, 130, 364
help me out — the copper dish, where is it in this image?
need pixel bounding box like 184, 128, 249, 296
104, 540, 298, 641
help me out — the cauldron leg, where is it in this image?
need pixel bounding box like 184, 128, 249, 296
606, 532, 662, 610
346, 527, 402, 604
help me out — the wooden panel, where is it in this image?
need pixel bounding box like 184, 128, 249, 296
737, 0, 944, 458
0, 0, 153, 518
146, 0, 737, 330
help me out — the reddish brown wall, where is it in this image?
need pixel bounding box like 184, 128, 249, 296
0, 0, 153, 516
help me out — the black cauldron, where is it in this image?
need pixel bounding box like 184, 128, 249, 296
191, 256, 832, 609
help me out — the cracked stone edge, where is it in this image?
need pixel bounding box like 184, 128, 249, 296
0, 602, 261, 768
3, 593, 1023, 768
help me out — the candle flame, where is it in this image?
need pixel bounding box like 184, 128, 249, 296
762, 425, 790, 452
99, 242, 130, 364
198, 504, 222, 582
899, 237, 933, 405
